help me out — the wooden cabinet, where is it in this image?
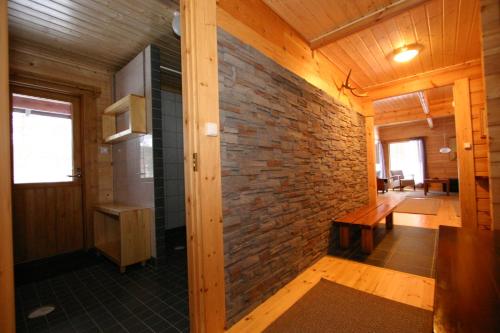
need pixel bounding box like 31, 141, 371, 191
102, 94, 146, 143
94, 204, 152, 273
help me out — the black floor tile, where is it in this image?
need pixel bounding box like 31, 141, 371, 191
15, 241, 188, 333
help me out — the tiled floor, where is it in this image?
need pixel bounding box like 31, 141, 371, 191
15, 249, 189, 333
330, 224, 438, 278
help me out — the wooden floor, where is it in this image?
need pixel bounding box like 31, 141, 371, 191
227, 189, 457, 333
384, 189, 461, 229
226, 256, 435, 333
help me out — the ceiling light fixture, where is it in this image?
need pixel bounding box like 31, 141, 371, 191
392, 44, 422, 63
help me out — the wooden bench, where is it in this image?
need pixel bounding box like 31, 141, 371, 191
334, 198, 402, 254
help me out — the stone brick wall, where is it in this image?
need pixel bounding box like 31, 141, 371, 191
218, 29, 369, 325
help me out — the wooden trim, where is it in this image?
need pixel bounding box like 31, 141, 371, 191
366, 60, 482, 101
0, 0, 15, 331
310, 0, 428, 49
181, 0, 226, 332
454, 79, 478, 228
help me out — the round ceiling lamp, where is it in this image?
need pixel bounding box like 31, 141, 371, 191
392, 44, 422, 63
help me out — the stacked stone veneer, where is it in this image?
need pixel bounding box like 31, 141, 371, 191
218, 29, 369, 325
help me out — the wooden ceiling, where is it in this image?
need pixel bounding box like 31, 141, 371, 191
264, 0, 482, 89
374, 85, 454, 125
7, 0, 181, 89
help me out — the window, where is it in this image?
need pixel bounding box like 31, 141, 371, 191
389, 140, 424, 185
12, 94, 74, 184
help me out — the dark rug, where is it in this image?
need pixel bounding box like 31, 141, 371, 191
330, 225, 438, 278
263, 279, 433, 333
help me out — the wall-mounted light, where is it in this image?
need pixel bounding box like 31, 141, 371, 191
392, 44, 422, 63
172, 11, 181, 37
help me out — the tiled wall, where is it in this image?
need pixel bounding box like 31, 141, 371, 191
112, 136, 154, 207
218, 28, 369, 325
161, 91, 186, 230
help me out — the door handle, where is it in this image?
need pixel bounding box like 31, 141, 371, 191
67, 168, 82, 178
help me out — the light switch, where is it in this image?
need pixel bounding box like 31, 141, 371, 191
205, 122, 219, 137
464, 142, 472, 150
99, 146, 109, 154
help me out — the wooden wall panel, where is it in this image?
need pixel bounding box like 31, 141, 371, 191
9, 42, 114, 247
0, 0, 15, 331
480, 0, 500, 230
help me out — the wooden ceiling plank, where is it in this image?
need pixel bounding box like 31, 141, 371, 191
381, 17, 415, 79
409, 5, 433, 73
370, 23, 408, 80
23, 0, 169, 48
8, 18, 133, 65
394, 11, 423, 75
442, 0, 459, 68
426, 0, 444, 69
338, 35, 385, 84
310, 0, 428, 49
320, 45, 373, 88
359, 28, 400, 82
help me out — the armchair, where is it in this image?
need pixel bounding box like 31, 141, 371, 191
389, 170, 416, 191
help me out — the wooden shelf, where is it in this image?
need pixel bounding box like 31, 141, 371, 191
102, 94, 146, 144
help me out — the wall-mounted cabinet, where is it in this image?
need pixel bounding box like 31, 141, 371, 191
102, 94, 146, 143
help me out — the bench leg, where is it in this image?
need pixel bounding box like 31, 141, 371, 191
361, 228, 374, 254
386, 212, 394, 230
339, 225, 350, 249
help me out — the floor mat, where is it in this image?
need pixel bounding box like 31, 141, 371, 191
394, 198, 441, 215
263, 279, 433, 333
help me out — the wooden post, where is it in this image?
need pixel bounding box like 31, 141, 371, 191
365, 107, 377, 205
0, 0, 16, 331
181, 0, 226, 332
454, 79, 478, 228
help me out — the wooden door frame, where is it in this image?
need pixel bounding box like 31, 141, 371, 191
0, 0, 15, 331
367, 78, 478, 227
181, 0, 226, 332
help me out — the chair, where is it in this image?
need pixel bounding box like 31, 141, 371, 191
389, 170, 415, 191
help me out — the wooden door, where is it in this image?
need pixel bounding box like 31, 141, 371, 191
11, 86, 84, 264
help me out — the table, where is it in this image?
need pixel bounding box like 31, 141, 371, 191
434, 226, 500, 333
376, 178, 388, 193
424, 178, 450, 196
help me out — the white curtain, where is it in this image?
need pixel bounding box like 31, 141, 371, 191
375, 142, 386, 178
389, 140, 424, 184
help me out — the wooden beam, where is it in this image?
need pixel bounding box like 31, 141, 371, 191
375, 103, 454, 126
0, 0, 16, 331
366, 60, 482, 101
454, 79, 477, 228
181, 0, 226, 332
310, 0, 428, 49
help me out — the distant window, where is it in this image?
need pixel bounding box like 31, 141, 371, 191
12, 94, 73, 184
